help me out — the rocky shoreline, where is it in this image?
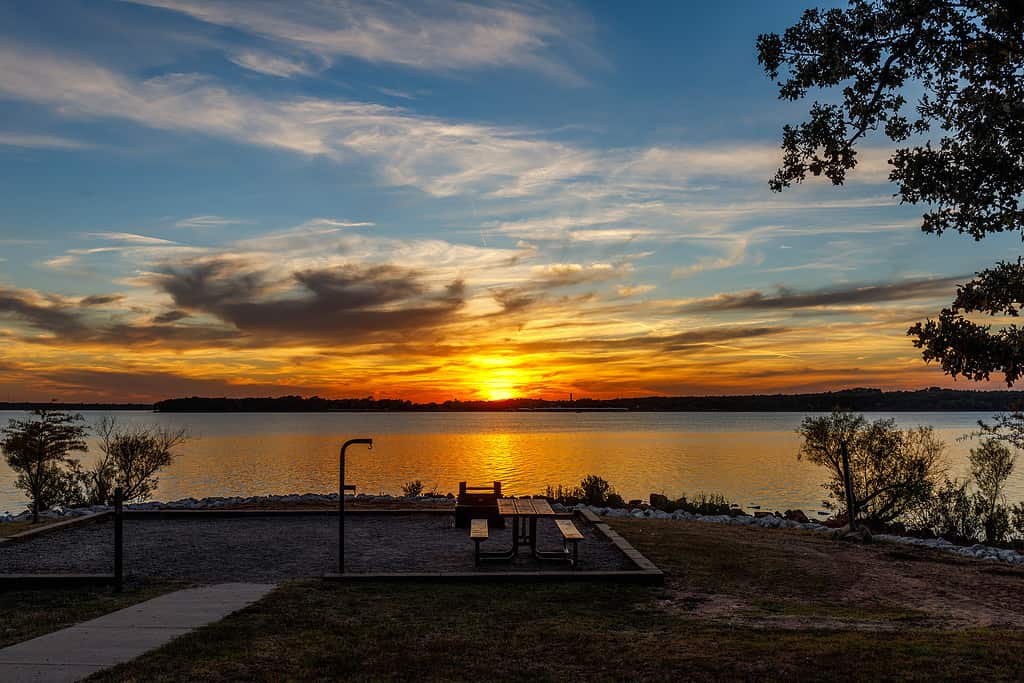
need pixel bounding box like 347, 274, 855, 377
580, 503, 1024, 566
4, 492, 1023, 567
0, 492, 455, 522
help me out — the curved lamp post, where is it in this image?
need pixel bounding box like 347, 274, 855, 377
339, 438, 373, 573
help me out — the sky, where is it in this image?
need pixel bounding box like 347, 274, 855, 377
0, 0, 1015, 403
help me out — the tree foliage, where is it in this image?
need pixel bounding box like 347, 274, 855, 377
911, 477, 985, 542
0, 410, 88, 522
758, 1, 1024, 384
545, 474, 625, 508
798, 411, 947, 525
968, 437, 1016, 541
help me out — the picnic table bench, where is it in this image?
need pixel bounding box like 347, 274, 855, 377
472, 498, 583, 568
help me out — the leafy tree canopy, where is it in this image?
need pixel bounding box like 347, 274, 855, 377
0, 410, 88, 521
798, 410, 947, 524
758, 0, 1024, 384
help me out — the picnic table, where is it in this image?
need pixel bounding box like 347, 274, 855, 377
473, 498, 583, 567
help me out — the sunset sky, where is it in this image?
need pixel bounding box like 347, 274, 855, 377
0, 0, 1015, 403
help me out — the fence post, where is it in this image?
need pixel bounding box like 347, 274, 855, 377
114, 486, 124, 592
840, 441, 858, 531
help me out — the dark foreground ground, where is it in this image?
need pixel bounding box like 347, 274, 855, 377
5, 518, 1024, 681
0, 513, 631, 581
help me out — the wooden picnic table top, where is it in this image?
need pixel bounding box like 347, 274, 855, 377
496, 498, 556, 517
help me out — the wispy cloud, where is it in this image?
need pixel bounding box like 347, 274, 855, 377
617, 284, 655, 297
672, 238, 754, 278
677, 275, 966, 313
125, 0, 596, 84
227, 50, 314, 78
0, 43, 902, 210
86, 232, 177, 245
174, 215, 250, 228
0, 132, 93, 149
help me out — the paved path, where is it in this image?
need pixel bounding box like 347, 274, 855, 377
0, 583, 275, 682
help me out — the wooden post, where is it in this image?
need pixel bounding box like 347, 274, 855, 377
114, 486, 124, 592
840, 441, 858, 531
494, 481, 501, 497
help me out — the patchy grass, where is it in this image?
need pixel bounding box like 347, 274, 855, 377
87, 519, 1024, 681
0, 580, 186, 649
88, 580, 1024, 682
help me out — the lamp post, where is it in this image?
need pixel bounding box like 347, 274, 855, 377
339, 438, 373, 573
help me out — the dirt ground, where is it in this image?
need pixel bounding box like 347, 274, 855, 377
611, 518, 1024, 631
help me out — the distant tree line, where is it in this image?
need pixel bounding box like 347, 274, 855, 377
152, 388, 1024, 413
0, 402, 151, 411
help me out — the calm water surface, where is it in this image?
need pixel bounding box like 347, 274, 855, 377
1, 411, 1018, 515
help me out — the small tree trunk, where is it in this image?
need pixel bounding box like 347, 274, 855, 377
841, 440, 858, 530
32, 496, 39, 524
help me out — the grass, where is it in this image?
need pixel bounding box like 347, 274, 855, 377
85, 582, 1024, 682
0, 579, 186, 649
84, 518, 1024, 681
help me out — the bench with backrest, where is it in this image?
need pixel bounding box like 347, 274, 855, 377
455, 481, 504, 529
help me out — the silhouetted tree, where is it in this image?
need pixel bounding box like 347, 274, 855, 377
1, 410, 88, 522
757, 2, 1024, 384
798, 411, 947, 525
89, 417, 188, 503
969, 438, 1016, 542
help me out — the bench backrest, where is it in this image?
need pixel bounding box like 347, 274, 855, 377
457, 480, 502, 505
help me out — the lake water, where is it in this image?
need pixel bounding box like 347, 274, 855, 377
1, 411, 1019, 516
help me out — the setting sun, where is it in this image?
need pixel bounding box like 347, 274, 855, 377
483, 386, 517, 402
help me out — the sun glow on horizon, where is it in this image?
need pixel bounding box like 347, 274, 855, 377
483, 386, 517, 401
470, 355, 527, 402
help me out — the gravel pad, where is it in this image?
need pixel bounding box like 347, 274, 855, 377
0, 514, 634, 582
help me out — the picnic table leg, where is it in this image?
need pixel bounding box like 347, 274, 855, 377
476, 514, 519, 563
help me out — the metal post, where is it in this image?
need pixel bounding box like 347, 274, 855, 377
114, 486, 124, 592
339, 438, 372, 574
840, 441, 858, 531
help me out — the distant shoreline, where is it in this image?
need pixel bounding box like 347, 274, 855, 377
3, 387, 1024, 413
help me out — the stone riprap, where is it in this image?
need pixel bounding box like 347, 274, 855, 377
0, 492, 453, 522
580, 504, 1024, 566
0, 513, 632, 581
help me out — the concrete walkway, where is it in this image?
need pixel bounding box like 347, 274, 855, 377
0, 583, 275, 682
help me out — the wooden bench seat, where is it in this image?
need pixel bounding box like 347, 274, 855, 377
555, 519, 584, 540
470, 518, 489, 565
555, 519, 583, 568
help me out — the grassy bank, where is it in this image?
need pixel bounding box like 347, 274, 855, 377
85, 519, 1024, 681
